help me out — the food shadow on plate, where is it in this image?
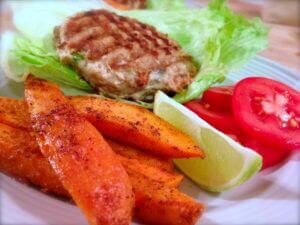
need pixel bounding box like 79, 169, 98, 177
178, 176, 221, 207
217, 153, 300, 201
0, 78, 24, 98
0, 174, 86, 225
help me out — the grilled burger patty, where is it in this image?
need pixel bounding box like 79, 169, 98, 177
54, 10, 196, 101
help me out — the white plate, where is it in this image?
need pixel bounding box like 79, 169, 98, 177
0, 55, 300, 225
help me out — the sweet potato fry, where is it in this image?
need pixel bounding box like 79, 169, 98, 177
103, 0, 130, 10
118, 156, 183, 188
70, 96, 204, 158
0, 97, 174, 172
130, 172, 205, 225
0, 96, 203, 159
0, 123, 204, 225
24, 76, 134, 225
0, 97, 30, 130
0, 123, 68, 196
106, 139, 174, 172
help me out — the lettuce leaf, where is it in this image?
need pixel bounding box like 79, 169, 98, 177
6, 34, 92, 91
147, 0, 185, 10
124, 0, 268, 102
10, 0, 111, 45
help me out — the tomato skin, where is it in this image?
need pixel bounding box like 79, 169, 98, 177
184, 100, 241, 134
240, 136, 291, 169
202, 86, 234, 112
232, 77, 300, 151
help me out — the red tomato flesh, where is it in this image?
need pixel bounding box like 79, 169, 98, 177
202, 86, 234, 112
184, 100, 241, 134
240, 136, 291, 169
232, 77, 300, 150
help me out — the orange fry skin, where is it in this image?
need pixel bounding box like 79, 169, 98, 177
0, 97, 30, 130
106, 139, 174, 172
0, 123, 68, 196
70, 96, 204, 159
0, 123, 204, 225
103, 0, 130, 10
129, 172, 205, 225
24, 76, 134, 225
119, 156, 183, 188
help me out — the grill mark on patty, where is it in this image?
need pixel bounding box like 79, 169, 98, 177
61, 10, 179, 62
67, 27, 105, 49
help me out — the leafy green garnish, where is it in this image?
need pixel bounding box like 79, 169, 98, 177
72, 52, 85, 62
147, 0, 185, 10
10, 36, 92, 91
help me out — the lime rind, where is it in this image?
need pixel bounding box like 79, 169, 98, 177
174, 150, 262, 192
154, 91, 262, 192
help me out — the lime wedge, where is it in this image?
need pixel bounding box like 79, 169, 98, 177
154, 91, 262, 192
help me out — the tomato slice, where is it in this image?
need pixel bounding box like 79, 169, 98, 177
232, 77, 300, 150
240, 136, 291, 169
202, 86, 234, 112
184, 100, 241, 134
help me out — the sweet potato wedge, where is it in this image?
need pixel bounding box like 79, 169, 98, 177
0, 96, 203, 159
24, 76, 134, 225
106, 139, 174, 172
118, 156, 183, 188
0, 122, 204, 225
0, 97, 30, 130
129, 172, 205, 225
0, 97, 174, 172
70, 96, 204, 158
103, 0, 130, 10
0, 123, 68, 196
